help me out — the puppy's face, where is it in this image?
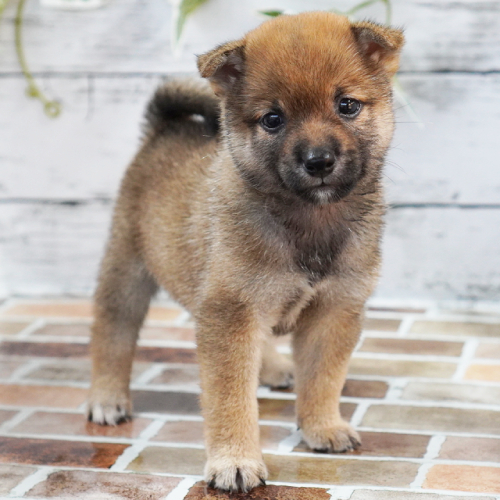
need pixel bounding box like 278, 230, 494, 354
199, 12, 404, 205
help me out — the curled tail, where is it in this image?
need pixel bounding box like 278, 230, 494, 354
144, 80, 220, 138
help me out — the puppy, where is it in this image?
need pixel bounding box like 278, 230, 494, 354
88, 11, 403, 492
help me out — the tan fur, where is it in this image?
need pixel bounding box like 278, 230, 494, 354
88, 12, 403, 492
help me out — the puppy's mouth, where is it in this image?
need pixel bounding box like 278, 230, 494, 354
280, 167, 358, 204
304, 179, 356, 202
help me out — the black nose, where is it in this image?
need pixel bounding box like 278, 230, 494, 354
302, 150, 335, 178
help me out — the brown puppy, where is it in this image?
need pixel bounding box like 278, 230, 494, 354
88, 12, 404, 492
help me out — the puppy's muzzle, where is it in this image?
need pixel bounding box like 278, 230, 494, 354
301, 148, 336, 178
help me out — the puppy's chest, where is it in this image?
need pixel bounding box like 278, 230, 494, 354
291, 224, 352, 284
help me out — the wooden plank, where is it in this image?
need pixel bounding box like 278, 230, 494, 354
0, 75, 163, 201
0, 0, 499, 73
0, 202, 110, 297
1, 203, 499, 300
1, 73, 499, 204
388, 73, 500, 205
378, 207, 500, 302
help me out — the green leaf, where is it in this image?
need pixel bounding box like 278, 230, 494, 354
259, 10, 284, 17
175, 0, 209, 42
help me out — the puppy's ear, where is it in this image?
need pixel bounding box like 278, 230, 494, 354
197, 40, 245, 97
351, 22, 404, 76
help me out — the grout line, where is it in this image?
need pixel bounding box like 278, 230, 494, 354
397, 315, 415, 337
137, 339, 197, 349
424, 312, 500, 324
346, 487, 499, 498
0, 408, 35, 432
9, 468, 53, 497
133, 363, 166, 385
384, 377, 409, 400
1, 335, 90, 344
0, 431, 140, 445
77, 401, 88, 413
109, 418, 167, 472
352, 352, 462, 362
281, 483, 500, 498
424, 434, 446, 460
0, 379, 90, 389
16, 318, 46, 339
4, 374, 500, 392
349, 401, 371, 427
410, 462, 433, 489
0, 298, 16, 315
131, 383, 201, 393
170, 309, 191, 327
342, 393, 500, 409
355, 427, 500, 440
347, 373, 500, 388
276, 429, 302, 453
163, 477, 199, 500
327, 486, 354, 499
276, 345, 292, 355
5, 330, 500, 346
0, 406, 499, 439
138, 418, 166, 440
7, 360, 44, 383
108, 441, 149, 472
452, 339, 479, 381
343, 396, 500, 410
365, 332, 500, 343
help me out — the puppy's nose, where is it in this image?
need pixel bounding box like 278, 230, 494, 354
302, 150, 335, 178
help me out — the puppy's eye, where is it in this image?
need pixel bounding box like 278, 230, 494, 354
338, 98, 362, 117
260, 112, 284, 131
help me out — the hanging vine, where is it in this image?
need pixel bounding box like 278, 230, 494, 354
14, 0, 61, 117
4, 0, 418, 124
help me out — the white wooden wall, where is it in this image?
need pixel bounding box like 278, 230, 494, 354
1, 0, 499, 301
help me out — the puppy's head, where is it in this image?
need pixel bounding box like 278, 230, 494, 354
198, 12, 404, 205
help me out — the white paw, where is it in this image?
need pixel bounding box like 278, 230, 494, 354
86, 393, 132, 425
302, 421, 361, 453
205, 456, 268, 492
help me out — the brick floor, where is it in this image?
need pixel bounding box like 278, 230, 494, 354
0, 298, 499, 499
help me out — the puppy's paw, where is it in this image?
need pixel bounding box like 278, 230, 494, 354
302, 421, 361, 453
205, 456, 268, 492
260, 354, 294, 389
86, 392, 132, 426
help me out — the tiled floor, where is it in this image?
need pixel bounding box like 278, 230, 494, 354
0, 299, 499, 499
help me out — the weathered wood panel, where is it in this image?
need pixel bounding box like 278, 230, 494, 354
0, 75, 163, 201
0, 0, 499, 73
0, 202, 110, 297
1, 0, 499, 300
1, 74, 499, 204
1, 203, 499, 300
380, 207, 500, 301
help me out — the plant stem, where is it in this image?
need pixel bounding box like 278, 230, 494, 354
0, 0, 10, 18
14, 0, 61, 117
330, 0, 392, 25
380, 0, 392, 24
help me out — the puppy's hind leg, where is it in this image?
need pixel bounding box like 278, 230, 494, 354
87, 235, 157, 425
259, 335, 294, 389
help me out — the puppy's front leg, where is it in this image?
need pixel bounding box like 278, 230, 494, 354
293, 300, 363, 452
196, 296, 267, 492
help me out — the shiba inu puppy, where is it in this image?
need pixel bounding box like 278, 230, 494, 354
88, 11, 404, 492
